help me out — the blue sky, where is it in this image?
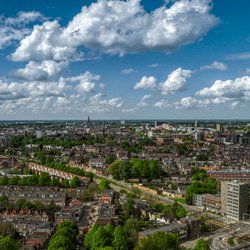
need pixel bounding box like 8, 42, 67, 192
0, 0, 250, 120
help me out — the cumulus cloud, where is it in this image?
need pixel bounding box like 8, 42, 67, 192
160, 67, 193, 94
175, 97, 210, 109
133, 76, 157, 90
173, 75, 250, 110
88, 93, 123, 112
11, 21, 78, 61
12, 60, 67, 81
0, 80, 66, 101
62, 71, 100, 94
196, 76, 250, 100
11, 0, 218, 61
0, 74, 123, 117
0, 11, 44, 49
200, 61, 228, 71
154, 100, 170, 109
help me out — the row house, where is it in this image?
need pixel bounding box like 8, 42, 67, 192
28, 163, 90, 185
13, 221, 52, 237
0, 186, 66, 207
0, 209, 49, 222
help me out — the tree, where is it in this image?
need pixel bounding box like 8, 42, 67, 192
0, 236, 19, 250
112, 225, 130, 250
99, 178, 110, 191
91, 226, 110, 249
47, 221, 78, 250
104, 224, 114, 239
135, 232, 180, 250
0, 195, 9, 209
0, 176, 9, 185
61, 179, 69, 188
108, 161, 122, 180
84, 224, 99, 249
70, 176, 80, 188
51, 177, 59, 186
123, 198, 134, 219
0, 222, 18, 238
48, 235, 74, 250
22, 168, 30, 175
175, 204, 186, 219
106, 155, 115, 164
194, 238, 210, 250
124, 218, 143, 233
39, 173, 50, 186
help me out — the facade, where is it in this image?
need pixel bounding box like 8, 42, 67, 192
221, 180, 249, 221
193, 194, 221, 214
100, 190, 114, 205
96, 204, 118, 226
28, 163, 90, 185
0, 185, 66, 206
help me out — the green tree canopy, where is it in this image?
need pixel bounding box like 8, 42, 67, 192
194, 238, 210, 250
0, 236, 19, 250
112, 225, 130, 250
135, 232, 180, 250
99, 178, 110, 191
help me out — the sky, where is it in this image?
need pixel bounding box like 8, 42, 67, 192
0, 0, 250, 120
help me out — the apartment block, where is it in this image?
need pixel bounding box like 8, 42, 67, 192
221, 180, 249, 221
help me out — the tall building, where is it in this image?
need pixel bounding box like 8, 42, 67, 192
216, 123, 221, 132
221, 181, 249, 221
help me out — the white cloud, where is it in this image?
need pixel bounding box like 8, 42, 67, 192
11, 21, 79, 61
122, 94, 151, 113
0, 77, 124, 117
4, 11, 44, 26
12, 60, 67, 81
62, 71, 100, 94
88, 93, 123, 112
121, 68, 137, 75
160, 67, 192, 94
175, 97, 210, 109
0, 11, 44, 49
0, 80, 66, 101
137, 94, 151, 107
196, 76, 250, 100
133, 76, 157, 90
11, 0, 218, 61
200, 61, 227, 71
154, 100, 170, 109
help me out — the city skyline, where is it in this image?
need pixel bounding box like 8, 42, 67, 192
0, 0, 250, 120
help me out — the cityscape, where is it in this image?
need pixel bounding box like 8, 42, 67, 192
0, 0, 250, 250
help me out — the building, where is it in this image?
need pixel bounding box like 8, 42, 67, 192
0, 186, 66, 207
96, 204, 118, 226
216, 123, 221, 132
156, 137, 174, 145
100, 190, 114, 205
193, 194, 221, 214
140, 222, 189, 239
221, 180, 249, 221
